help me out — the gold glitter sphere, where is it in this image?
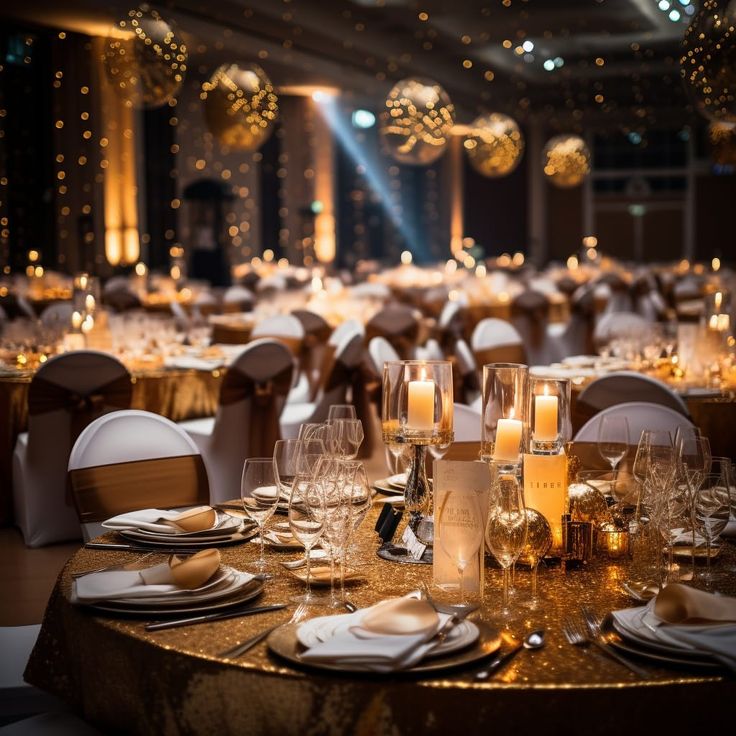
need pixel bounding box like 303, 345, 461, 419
380, 77, 455, 165
202, 64, 278, 152
103, 5, 187, 108
681, 0, 736, 122
709, 120, 736, 164
464, 113, 524, 177
542, 134, 591, 188
568, 481, 611, 527
521, 508, 553, 563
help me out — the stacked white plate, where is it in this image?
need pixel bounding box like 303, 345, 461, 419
102, 508, 256, 548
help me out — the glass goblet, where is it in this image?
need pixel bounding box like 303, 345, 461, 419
241, 458, 280, 575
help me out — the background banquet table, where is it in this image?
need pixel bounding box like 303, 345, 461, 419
0, 368, 222, 526
25, 477, 736, 735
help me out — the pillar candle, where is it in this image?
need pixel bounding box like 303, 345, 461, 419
493, 418, 523, 462
534, 393, 558, 441
407, 379, 435, 430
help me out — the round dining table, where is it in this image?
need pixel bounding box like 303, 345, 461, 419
25, 491, 736, 735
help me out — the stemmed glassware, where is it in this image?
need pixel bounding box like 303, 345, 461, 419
330, 418, 364, 459
327, 404, 357, 422
437, 491, 485, 604
521, 510, 552, 609
485, 472, 527, 614
287, 473, 325, 603
273, 439, 326, 504
598, 415, 630, 487
692, 473, 731, 586
241, 458, 280, 575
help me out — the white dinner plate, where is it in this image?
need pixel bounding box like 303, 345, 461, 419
118, 526, 257, 547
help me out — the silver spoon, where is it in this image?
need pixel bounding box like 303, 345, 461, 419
474, 629, 545, 681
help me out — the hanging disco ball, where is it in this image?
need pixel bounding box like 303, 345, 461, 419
680, 0, 736, 122
464, 113, 525, 178
542, 134, 591, 188
103, 5, 187, 108
709, 120, 736, 164
380, 77, 455, 165
202, 64, 279, 152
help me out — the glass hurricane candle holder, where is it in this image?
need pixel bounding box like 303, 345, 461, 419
528, 377, 571, 455
480, 363, 528, 470
382, 360, 454, 546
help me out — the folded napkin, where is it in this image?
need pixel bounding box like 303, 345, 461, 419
654, 583, 736, 625
73, 549, 221, 603
299, 596, 451, 672
102, 506, 218, 534
164, 356, 224, 371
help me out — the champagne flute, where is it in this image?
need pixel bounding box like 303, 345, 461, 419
437, 490, 484, 604
288, 473, 324, 603
241, 458, 280, 575
485, 472, 527, 614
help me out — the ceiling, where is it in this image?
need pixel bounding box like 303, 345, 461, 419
2, 0, 700, 131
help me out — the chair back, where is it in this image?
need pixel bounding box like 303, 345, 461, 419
40, 302, 73, 327
366, 305, 419, 359
368, 336, 399, 376
453, 403, 482, 441
470, 318, 525, 365
593, 311, 651, 347
453, 339, 480, 406
251, 314, 304, 354
69, 410, 207, 540
511, 291, 554, 364
328, 319, 365, 347
574, 401, 695, 443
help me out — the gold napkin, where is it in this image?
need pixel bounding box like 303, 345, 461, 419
139, 549, 221, 590
654, 583, 736, 625
160, 506, 217, 533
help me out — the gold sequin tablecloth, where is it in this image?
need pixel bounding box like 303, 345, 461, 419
25, 509, 736, 736
0, 369, 222, 526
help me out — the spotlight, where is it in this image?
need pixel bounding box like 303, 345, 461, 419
351, 109, 376, 129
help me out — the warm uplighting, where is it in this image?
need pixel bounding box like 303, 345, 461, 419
567, 255, 579, 269
263, 249, 275, 263
134, 262, 147, 277
512, 252, 525, 267
277, 258, 289, 268
586, 247, 597, 260
401, 250, 413, 265
34, 266, 44, 278
497, 253, 511, 267
445, 259, 458, 274
475, 264, 487, 278
582, 235, 598, 248
28, 249, 39, 262
712, 257, 721, 272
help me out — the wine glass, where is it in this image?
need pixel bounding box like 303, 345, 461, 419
327, 404, 357, 421
241, 458, 280, 575
597, 415, 629, 479
521, 509, 552, 609
692, 473, 731, 586
330, 418, 364, 459
437, 491, 484, 604
485, 472, 527, 614
643, 443, 677, 586
273, 439, 326, 503
287, 473, 324, 603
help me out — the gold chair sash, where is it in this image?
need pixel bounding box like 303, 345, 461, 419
28, 373, 133, 446
219, 363, 294, 457
68, 454, 209, 523
472, 344, 527, 368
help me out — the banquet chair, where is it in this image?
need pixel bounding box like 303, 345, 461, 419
436, 301, 465, 352
554, 284, 597, 359
13, 351, 133, 547
40, 303, 73, 327
280, 332, 367, 439
102, 283, 141, 313
596, 273, 633, 314
328, 318, 365, 347
575, 401, 695, 443
169, 300, 190, 330
365, 305, 420, 360
292, 310, 333, 400
251, 314, 306, 402
593, 311, 651, 348
415, 338, 444, 362
368, 336, 399, 376
179, 340, 294, 503
192, 291, 218, 318
453, 403, 482, 441
222, 285, 254, 313
470, 318, 526, 366
577, 371, 689, 417
453, 339, 480, 406
69, 410, 208, 540
0, 294, 34, 320
510, 291, 556, 365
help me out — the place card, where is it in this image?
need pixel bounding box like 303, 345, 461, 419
401, 525, 427, 561
432, 460, 491, 594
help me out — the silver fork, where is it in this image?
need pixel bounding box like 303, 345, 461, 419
569, 608, 648, 677
217, 602, 308, 659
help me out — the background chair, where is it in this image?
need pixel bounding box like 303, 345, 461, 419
452, 403, 482, 441
510, 290, 555, 365
470, 318, 525, 366
453, 339, 480, 406
575, 401, 695, 443
179, 339, 294, 503
39, 303, 73, 328
13, 351, 132, 547
365, 304, 419, 360
69, 410, 206, 540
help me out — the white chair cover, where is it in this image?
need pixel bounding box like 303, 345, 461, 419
415, 338, 444, 362
70, 410, 202, 540
223, 285, 254, 307
453, 339, 480, 406
438, 301, 462, 330
593, 312, 651, 346
179, 340, 294, 503
328, 319, 365, 347
452, 403, 482, 441
13, 351, 131, 547
471, 318, 522, 352
575, 401, 695, 443
251, 314, 304, 339
578, 371, 689, 416
368, 336, 399, 376
40, 303, 73, 327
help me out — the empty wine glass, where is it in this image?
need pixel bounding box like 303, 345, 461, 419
273, 439, 326, 504
330, 418, 364, 459
597, 415, 629, 481
693, 473, 731, 586
288, 473, 324, 604
437, 491, 484, 604
521, 509, 552, 609
327, 404, 357, 421
485, 472, 527, 615
241, 458, 280, 575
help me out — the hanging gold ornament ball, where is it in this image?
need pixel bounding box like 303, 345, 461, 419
521, 508, 553, 563
202, 63, 278, 152
542, 134, 591, 188
709, 120, 736, 165
464, 113, 525, 177
380, 77, 455, 165
680, 0, 736, 122
568, 481, 611, 527
103, 5, 187, 108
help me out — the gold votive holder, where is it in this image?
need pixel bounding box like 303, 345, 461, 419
562, 514, 592, 569
597, 524, 631, 560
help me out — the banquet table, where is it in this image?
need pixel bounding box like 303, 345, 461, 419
0, 367, 222, 526
25, 475, 736, 735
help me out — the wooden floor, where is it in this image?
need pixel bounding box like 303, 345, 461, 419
0, 414, 389, 627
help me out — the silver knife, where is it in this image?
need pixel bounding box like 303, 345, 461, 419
145, 604, 287, 632
85, 542, 202, 555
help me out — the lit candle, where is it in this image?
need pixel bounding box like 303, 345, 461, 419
71, 311, 83, 330
534, 387, 558, 441
709, 314, 719, 330
407, 373, 435, 430
493, 414, 523, 462
717, 314, 730, 332
715, 291, 723, 311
